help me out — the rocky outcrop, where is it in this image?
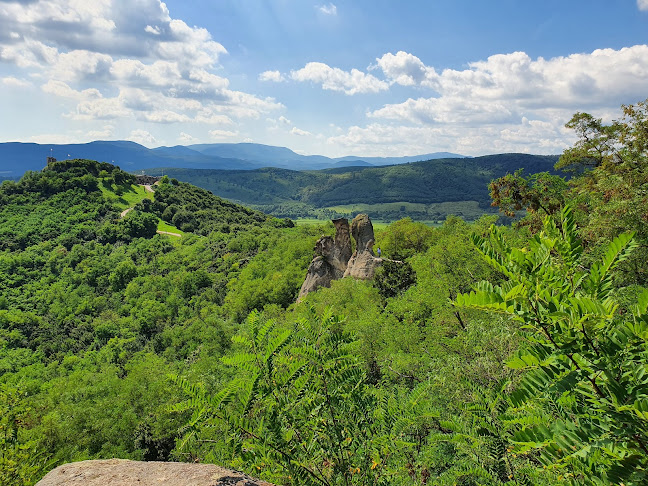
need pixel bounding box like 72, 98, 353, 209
298, 218, 352, 301
298, 214, 383, 300
35, 459, 277, 486
350, 213, 375, 255
344, 214, 382, 280
330, 218, 353, 273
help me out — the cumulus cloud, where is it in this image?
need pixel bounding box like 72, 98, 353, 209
1, 76, 31, 87
319, 45, 648, 156
41, 79, 102, 100
327, 121, 572, 157
85, 124, 114, 139
290, 127, 312, 136
639, 0, 648, 11
0, 0, 281, 130
128, 129, 157, 146
318, 3, 337, 15
368, 46, 648, 126
179, 132, 199, 143
259, 70, 284, 82
291, 62, 388, 95
372, 51, 438, 87
209, 129, 239, 139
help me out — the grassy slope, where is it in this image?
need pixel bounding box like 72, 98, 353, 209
99, 180, 184, 237
98, 181, 153, 209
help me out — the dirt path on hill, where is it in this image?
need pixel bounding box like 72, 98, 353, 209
120, 184, 180, 237
157, 230, 182, 237
120, 184, 153, 218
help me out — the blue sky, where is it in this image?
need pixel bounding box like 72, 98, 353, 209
1, 0, 647, 157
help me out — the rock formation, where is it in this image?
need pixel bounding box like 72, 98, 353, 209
35, 459, 277, 486
344, 214, 382, 280
350, 213, 375, 255
298, 218, 352, 301
298, 214, 383, 300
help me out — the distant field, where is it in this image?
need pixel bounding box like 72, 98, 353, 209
294, 218, 326, 226
323, 200, 491, 223
293, 218, 414, 230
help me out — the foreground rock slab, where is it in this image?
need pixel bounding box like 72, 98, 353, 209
36, 459, 277, 486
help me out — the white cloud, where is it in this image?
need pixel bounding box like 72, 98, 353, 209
0, 39, 58, 68
209, 129, 239, 139
291, 62, 388, 95
0, 0, 281, 129
41, 79, 102, 100
318, 3, 337, 15
639, 0, 648, 11
278, 115, 291, 125
326, 121, 572, 157
369, 46, 648, 125
195, 113, 234, 125
1, 76, 31, 87
370, 96, 517, 124
139, 110, 191, 124
145, 25, 161, 35
291, 127, 312, 136
85, 124, 114, 139
73, 96, 131, 120
324, 45, 648, 156
179, 132, 199, 143
128, 129, 157, 146
373, 51, 438, 87
259, 70, 284, 82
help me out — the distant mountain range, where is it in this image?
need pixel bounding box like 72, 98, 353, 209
0, 140, 466, 178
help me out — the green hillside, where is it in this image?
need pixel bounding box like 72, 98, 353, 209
0, 159, 323, 484
146, 153, 560, 221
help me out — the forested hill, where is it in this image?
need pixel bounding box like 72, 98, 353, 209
146, 153, 560, 220
1, 159, 323, 482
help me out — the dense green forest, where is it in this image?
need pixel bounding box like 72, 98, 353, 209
2, 100, 648, 485
145, 153, 559, 222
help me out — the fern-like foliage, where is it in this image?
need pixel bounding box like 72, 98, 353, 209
455, 205, 648, 484
173, 308, 437, 486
